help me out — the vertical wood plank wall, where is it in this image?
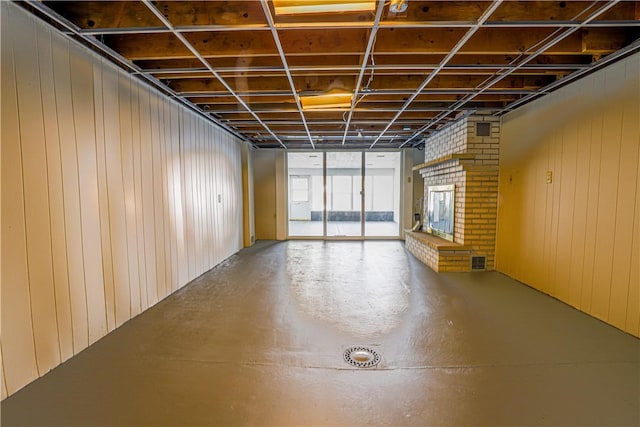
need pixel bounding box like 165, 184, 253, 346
496, 52, 640, 338
253, 150, 280, 240
1, 2, 244, 398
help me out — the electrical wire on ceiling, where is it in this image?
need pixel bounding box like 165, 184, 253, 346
364, 39, 376, 92
32, 0, 635, 150
342, 35, 377, 121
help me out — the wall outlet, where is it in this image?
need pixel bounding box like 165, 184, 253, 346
546, 171, 553, 184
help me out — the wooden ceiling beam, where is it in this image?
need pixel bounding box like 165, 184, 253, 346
236, 123, 420, 131
136, 54, 593, 79
394, 1, 639, 23
191, 95, 295, 104
205, 100, 512, 113
157, 67, 579, 80
351, 110, 441, 120
581, 27, 640, 53
43, 1, 267, 28
153, 1, 267, 26
44, 1, 638, 31
487, 1, 638, 22
219, 111, 346, 121
232, 120, 450, 130
190, 92, 518, 105
106, 27, 636, 60
189, 91, 520, 106
136, 53, 594, 73
169, 73, 556, 93
43, 1, 163, 29
374, 27, 638, 56
219, 110, 442, 121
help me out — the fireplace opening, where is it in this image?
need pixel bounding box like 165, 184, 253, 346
425, 184, 455, 241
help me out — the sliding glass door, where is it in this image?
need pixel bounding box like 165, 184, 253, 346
326, 152, 362, 237
288, 153, 324, 237
364, 152, 401, 237
287, 151, 400, 239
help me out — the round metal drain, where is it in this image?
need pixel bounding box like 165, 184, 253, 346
343, 346, 381, 368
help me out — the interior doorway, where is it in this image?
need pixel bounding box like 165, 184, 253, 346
287, 151, 401, 239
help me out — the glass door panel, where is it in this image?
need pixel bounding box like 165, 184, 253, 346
364, 152, 401, 237
288, 152, 324, 237
326, 152, 362, 237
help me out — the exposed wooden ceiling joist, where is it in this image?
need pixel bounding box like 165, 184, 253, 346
29, 0, 640, 149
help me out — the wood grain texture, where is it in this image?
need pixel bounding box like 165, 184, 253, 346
69, 47, 108, 346
119, 73, 141, 318
1, 5, 40, 392
38, 28, 75, 363
51, 35, 90, 356
15, 16, 62, 372
93, 59, 117, 334
1, 2, 244, 397
498, 52, 640, 337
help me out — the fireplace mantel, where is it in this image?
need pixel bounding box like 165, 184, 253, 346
412, 153, 476, 172
407, 114, 500, 272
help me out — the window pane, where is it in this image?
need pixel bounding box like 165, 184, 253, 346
333, 176, 351, 210
364, 152, 400, 237
292, 190, 308, 202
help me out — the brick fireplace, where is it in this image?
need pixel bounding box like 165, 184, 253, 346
406, 114, 500, 272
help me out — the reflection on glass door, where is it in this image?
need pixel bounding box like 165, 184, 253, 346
290, 176, 310, 220
364, 152, 401, 237
326, 152, 362, 237
288, 153, 324, 237
287, 151, 401, 239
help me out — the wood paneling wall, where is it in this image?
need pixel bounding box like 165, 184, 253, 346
1, 2, 244, 398
497, 52, 640, 337
253, 150, 280, 240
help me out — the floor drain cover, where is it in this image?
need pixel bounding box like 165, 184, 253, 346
343, 346, 381, 368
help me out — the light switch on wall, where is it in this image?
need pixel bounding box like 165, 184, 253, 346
546, 171, 553, 184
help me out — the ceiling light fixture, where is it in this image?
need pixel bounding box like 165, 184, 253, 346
300, 90, 353, 110
273, 0, 376, 15
389, 0, 408, 13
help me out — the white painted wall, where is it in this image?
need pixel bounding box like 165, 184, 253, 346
497, 52, 640, 337
1, 2, 244, 398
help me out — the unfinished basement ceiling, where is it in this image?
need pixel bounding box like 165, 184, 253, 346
23, 1, 640, 149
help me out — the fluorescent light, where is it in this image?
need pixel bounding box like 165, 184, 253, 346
273, 0, 376, 15
300, 91, 353, 110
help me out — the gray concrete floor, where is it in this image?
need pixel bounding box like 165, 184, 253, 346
2, 241, 639, 426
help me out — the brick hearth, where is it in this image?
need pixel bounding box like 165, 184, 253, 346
408, 114, 500, 272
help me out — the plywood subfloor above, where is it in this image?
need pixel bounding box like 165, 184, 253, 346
22, 0, 640, 149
